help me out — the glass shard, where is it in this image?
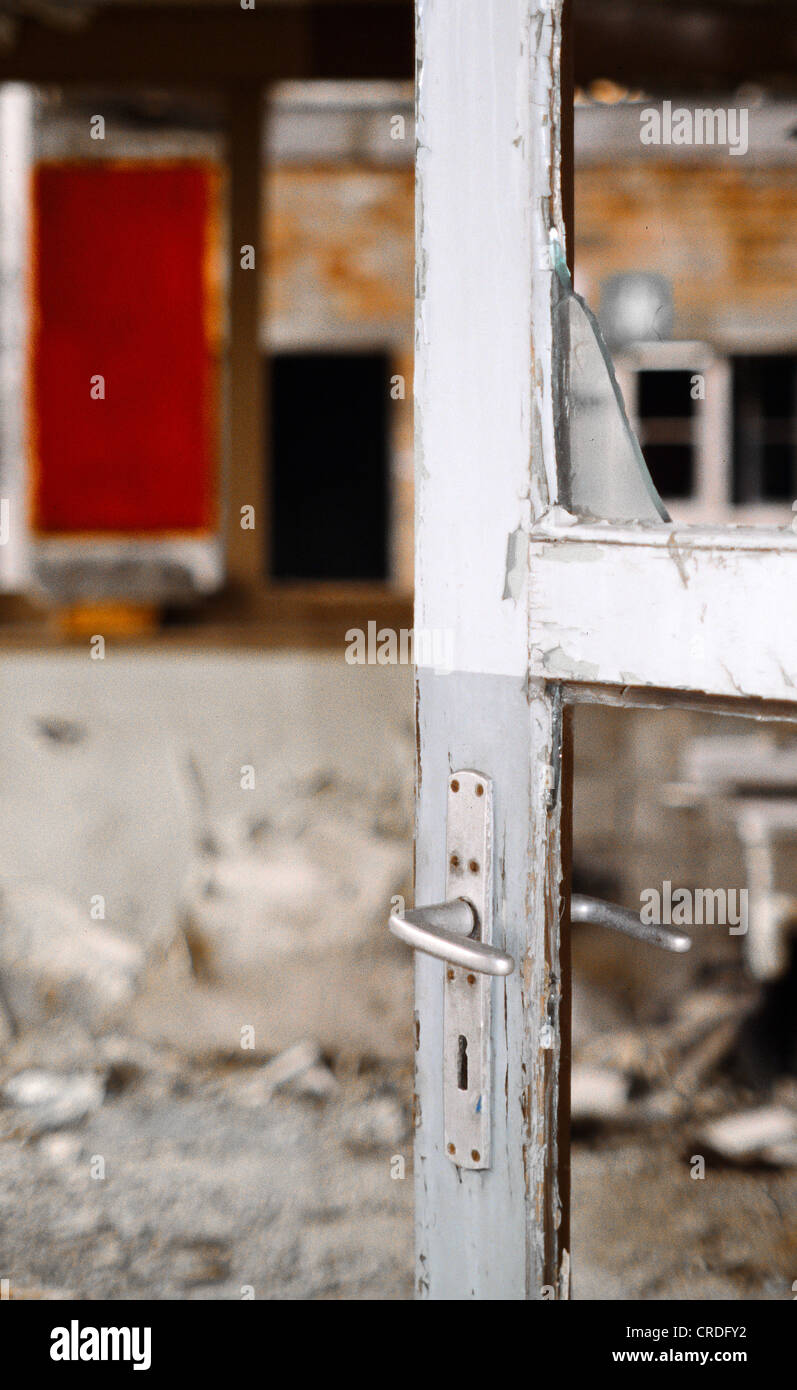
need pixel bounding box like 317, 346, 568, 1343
552, 241, 670, 524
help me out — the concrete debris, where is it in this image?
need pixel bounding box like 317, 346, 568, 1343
571, 988, 751, 1129
1, 1069, 104, 1134
576, 988, 749, 1106
0, 1053, 415, 1300
95, 1033, 178, 1077
229, 1041, 336, 1108
292, 1063, 339, 1100
252, 1040, 320, 1095
346, 1092, 406, 1152
128, 1237, 231, 1290
0, 884, 143, 1032
668, 1015, 739, 1097
37, 1133, 84, 1166
571, 1065, 631, 1122
577, 1026, 667, 1087
697, 1104, 797, 1166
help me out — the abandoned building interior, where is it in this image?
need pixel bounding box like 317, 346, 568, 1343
0, 0, 795, 1302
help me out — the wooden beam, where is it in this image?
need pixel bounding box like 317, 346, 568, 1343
3, 2, 793, 93
226, 87, 265, 598
573, 0, 797, 95
0, 5, 413, 84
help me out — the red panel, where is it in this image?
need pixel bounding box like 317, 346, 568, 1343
32, 163, 218, 534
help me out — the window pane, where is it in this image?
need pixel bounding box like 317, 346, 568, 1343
637, 370, 696, 499
639, 443, 694, 499
638, 369, 695, 420
733, 355, 797, 504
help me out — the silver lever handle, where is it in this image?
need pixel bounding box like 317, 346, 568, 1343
388, 899, 515, 976
571, 893, 691, 953
389, 893, 690, 973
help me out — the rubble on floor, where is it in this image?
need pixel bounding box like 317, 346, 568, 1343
0, 1032, 414, 1301
572, 955, 797, 1181
0, 984, 794, 1300
697, 1099, 797, 1167
0, 884, 142, 1034
1, 1069, 104, 1137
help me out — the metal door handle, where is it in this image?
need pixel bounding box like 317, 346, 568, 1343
571, 894, 691, 953
389, 892, 690, 974
393, 767, 691, 1177
388, 899, 515, 976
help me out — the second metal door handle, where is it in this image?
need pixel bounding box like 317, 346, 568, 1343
571, 894, 691, 953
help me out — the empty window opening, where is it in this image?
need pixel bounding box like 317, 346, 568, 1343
636, 369, 696, 499
268, 352, 390, 581
732, 355, 797, 504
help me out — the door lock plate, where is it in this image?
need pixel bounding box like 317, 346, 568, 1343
444, 769, 494, 1170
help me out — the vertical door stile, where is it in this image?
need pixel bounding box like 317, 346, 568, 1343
413, 0, 570, 1299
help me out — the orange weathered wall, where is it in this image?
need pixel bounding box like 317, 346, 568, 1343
574, 163, 797, 349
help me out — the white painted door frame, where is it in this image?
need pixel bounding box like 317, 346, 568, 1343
413, 0, 797, 1302
413, 0, 571, 1301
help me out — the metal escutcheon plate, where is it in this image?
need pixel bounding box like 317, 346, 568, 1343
443, 769, 494, 1170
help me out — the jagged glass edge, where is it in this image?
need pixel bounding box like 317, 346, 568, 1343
552, 238, 671, 525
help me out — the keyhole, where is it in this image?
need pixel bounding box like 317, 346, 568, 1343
457, 1034, 468, 1091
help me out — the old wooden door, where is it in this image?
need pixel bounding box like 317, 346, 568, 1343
400, 0, 797, 1301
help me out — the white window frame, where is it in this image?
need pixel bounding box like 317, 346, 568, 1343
618, 340, 797, 527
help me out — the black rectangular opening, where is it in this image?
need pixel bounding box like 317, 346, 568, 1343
268, 351, 390, 581
732, 354, 797, 503
457, 1034, 468, 1091
636, 369, 696, 499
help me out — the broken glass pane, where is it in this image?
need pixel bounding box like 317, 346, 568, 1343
552, 240, 670, 524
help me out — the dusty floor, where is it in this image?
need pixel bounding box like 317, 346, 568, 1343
0, 1030, 794, 1301
572, 1138, 795, 1301
0, 1043, 414, 1302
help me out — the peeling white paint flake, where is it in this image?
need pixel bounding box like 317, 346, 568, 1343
536, 504, 579, 533
666, 533, 692, 589
538, 643, 602, 683
502, 526, 528, 602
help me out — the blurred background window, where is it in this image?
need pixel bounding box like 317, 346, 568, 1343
269, 351, 390, 582
733, 354, 797, 503
636, 368, 697, 500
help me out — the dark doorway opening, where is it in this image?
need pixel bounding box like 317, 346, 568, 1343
268, 351, 390, 581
